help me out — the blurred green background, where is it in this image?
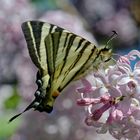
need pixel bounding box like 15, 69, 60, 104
0, 0, 140, 140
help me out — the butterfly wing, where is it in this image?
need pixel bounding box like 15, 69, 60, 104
9, 21, 113, 122
21, 21, 69, 71
44, 32, 99, 94
21, 21, 113, 112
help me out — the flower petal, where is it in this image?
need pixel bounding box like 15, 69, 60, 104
98, 87, 108, 95
118, 56, 130, 64
117, 97, 131, 114
117, 75, 131, 85
127, 50, 140, 59
77, 98, 101, 106
108, 71, 122, 85
90, 87, 108, 98
110, 109, 123, 121
133, 86, 140, 98
131, 107, 140, 120
94, 72, 108, 85
81, 78, 92, 89
135, 61, 140, 69
117, 63, 132, 74
134, 69, 140, 83
76, 86, 95, 94
108, 87, 122, 97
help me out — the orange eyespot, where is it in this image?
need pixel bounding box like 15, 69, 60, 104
52, 90, 60, 98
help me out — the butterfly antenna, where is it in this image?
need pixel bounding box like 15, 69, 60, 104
8, 100, 36, 123
105, 30, 118, 49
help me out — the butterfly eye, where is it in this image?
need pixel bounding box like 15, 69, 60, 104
36, 80, 42, 87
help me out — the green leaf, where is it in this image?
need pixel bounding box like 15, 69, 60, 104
4, 85, 20, 110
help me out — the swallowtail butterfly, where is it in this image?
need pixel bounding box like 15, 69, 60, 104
9, 21, 115, 122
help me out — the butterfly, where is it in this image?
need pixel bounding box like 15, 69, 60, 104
9, 21, 115, 122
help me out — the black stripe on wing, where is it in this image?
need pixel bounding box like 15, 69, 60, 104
52, 31, 63, 64
22, 22, 43, 68
62, 33, 69, 52
44, 31, 64, 87
58, 46, 96, 91
75, 38, 85, 51
22, 21, 43, 59
59, 34, 76, 75
63, 41, 91, 79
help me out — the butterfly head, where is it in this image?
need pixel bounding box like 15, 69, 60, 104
99, 30, 117, 63
100, 47, 112, 62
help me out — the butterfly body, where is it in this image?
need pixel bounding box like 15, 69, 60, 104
9, 21, 113, 122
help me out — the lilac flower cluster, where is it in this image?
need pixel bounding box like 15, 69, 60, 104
0, 0, 35, 85
0, 0, 36, 105
76, 50, 140, 140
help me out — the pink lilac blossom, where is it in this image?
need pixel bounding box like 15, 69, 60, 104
0, 0, 35, 86
76, 50, 140, 140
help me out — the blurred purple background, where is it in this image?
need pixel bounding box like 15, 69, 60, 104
0, 0, 140, 140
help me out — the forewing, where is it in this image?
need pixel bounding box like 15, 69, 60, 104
44, 32, 99, 93
21, 21, 69, 70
